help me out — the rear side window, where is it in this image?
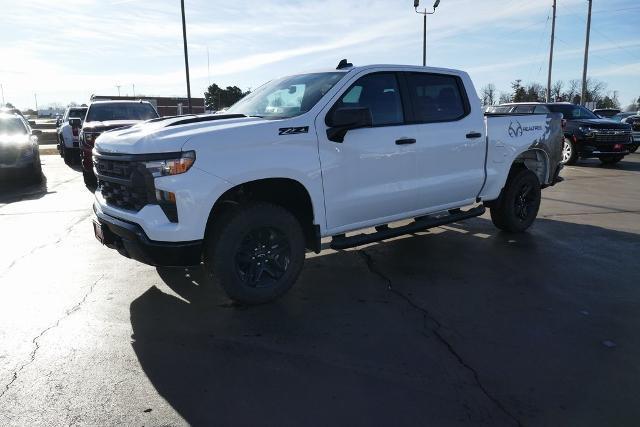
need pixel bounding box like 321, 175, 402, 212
405, 73, 467, 122
332, 73, 404, 126
534, 105, 550, 114
514, 105, 535, 114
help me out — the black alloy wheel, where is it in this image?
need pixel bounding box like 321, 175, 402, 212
235, 226, 291, 288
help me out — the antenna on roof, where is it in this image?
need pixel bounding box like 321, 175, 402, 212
336, 59, 353, 70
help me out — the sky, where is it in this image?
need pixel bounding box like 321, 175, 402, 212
0, 0, 638, 110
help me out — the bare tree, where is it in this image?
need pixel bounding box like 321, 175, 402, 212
584, 78, 607, 104
498, 92, 511, 104
480, 84, 497, 106
565, 79, 581, 104
551, 80, 564, 101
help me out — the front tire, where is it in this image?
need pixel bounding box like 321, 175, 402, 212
561, 137, 577, 165
490, 168, 541, 233
83, 170, 96, 188
204, 203, 306, 305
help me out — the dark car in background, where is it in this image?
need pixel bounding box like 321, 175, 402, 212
0, 113, 42, 183
593, 108, 621, 119
491, 102, 634, 165
80, 101, 159, 186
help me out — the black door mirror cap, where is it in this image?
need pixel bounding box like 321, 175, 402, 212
326, 107, 373, 143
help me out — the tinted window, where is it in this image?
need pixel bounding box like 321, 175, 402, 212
86, 103, 159, 122
405, 73, 466, 122
546, 104, 598, 120
514, 105, 535, 113
534, 105, 550, 114
333, 73, 403, 126
0, 116, 28, 134
68, 108, 87, 119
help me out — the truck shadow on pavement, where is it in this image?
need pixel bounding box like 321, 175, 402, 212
0, 173, 49, 204
129, 218, 640, 426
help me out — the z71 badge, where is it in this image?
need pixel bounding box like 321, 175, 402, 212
279, 126, 309, 135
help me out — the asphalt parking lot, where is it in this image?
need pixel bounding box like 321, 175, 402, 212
1, 154, 639, 426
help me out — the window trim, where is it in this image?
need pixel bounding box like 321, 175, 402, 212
400, 71, 471, 124
325, 71, 407, 129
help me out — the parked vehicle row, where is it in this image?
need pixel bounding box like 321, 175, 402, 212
91, 62, 564, 304
0, 112, 43, 183
56, 107, 87, 165
486, 102, 635, 165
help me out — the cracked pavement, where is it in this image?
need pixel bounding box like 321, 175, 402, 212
0, 154, 639, 426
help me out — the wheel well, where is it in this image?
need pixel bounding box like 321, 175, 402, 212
511, 149, 549, 185
206, 178, 319, 252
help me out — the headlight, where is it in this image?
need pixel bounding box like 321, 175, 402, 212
143, 151, 196, 177
579, 126, 596, 135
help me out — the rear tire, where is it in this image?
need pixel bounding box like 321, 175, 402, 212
204, 203, 305, 305
599, 155, 624, 165
490, 168, 541, 233
561, 137, 578, 165
63, 145, 73, 165
630, 143, 639, 153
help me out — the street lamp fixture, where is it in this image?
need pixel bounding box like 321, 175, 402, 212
414, 0, 441, 66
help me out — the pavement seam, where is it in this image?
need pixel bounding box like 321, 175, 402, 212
0, 275, 104, 401
358, 249, 523, 427
542, 209, 640, 218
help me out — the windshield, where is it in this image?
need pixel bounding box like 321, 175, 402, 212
0, 116, 28, 135
547, 104, 598, 120
226, 72, 346, 119
86, 103, 158, 122
68, 108, 87, 119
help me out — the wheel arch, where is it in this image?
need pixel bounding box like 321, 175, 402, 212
205, 177, 320, 253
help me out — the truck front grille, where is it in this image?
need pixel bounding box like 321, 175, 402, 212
594, 129, 632, 144
94, 156, 153, 212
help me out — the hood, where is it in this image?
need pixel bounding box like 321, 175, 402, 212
571, 119, 631, 130
83, 120, 142, 133
94, 114, 267, 155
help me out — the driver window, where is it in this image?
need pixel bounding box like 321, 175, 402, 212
333, 73, 404, 126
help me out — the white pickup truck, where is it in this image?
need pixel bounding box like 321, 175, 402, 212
92, 62, 563, 304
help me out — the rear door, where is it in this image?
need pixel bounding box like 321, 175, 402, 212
401, 71, 486, 209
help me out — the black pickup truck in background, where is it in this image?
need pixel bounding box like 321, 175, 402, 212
488, 102, 634, 165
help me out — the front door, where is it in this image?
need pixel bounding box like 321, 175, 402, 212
316, 72, 422, 232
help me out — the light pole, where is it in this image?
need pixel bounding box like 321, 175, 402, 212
181, 0, 193, 114
414, 0, 440, 66
580, 0, 592, 106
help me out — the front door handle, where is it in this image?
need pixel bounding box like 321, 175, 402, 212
466, 132, 483, 139
395, 138, 416, 145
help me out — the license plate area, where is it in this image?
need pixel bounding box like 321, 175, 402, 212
93, 220, 106, 244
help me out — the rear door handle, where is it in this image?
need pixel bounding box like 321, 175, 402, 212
466, 132, 483, 139
395, 138, 416, 145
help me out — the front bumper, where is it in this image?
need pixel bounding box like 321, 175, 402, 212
93, 210, 203, 267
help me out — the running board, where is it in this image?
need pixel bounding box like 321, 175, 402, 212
329, 206, 486, 250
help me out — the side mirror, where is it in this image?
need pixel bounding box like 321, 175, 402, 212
326, 107, 373, 143
32, 129, 43, 136
28, 120, 36, 127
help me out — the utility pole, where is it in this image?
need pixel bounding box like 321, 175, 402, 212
34, 93, 38, 112
116, 85, 121, 96
546, 0, 557, 102
181, 0, 193, 114
580, 0, 592, 106
132, 84, 136, 97
207, 46, 211, 87
414, 0, 441, 66
0, 83, 4, 106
